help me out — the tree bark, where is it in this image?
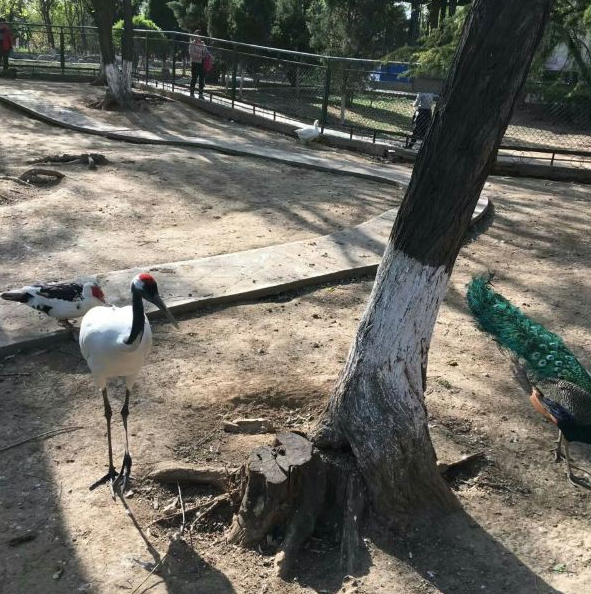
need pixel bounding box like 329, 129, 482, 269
89, 0, 133, 108
313, 0, 552, 523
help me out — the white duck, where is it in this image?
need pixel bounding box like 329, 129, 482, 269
295, 119, 321, 143
80, 273, 178, 496
1, 281, 106, 327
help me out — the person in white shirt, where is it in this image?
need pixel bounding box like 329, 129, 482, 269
409, 93, 435, 148
189, 31, 207, 99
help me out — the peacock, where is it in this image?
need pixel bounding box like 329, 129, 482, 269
467, 275, 591, 485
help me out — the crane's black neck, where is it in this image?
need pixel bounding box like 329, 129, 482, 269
125, 286, 145, 345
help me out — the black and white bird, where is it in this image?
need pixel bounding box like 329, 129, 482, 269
295, 119, 320, 143
80, 273, 178, 497
1, 281, 106, 326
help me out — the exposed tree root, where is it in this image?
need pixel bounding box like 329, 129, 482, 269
18, 168, 64, 186
226, 432, 367, 578
29, 153, 109, 168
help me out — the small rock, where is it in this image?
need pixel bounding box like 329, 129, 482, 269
53, 568, 64, 580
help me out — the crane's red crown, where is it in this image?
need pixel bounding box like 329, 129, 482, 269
139, 273, 156, 286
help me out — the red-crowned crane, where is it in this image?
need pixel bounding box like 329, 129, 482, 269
80, 273, 178, 497
1, 281, 106, 327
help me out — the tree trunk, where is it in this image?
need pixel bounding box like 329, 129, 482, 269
227, 0, 552, 577
408, 0, 421, 45
40, 3, 55, 49
313, 0, 552, 521
120, 0, 133, 98
89, 0, 132, 108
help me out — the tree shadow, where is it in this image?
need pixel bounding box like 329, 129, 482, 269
372, 509, 562, 594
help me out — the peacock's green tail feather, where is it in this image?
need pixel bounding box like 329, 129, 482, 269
466, 276, 591, 394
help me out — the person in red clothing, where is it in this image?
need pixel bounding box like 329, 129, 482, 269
0, 18, 14, 71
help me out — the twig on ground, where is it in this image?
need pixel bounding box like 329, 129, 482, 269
177, 482, 186, 535
0, 426, 84, 453
0, 372, 31, 377
148, 494, 230, 528
130, 551, 170, 594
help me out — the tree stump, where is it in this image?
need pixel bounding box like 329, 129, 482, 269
226, 432, 365, 577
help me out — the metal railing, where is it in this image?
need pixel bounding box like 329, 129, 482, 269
5, 23, 591, 157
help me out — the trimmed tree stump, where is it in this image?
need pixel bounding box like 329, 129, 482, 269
226, 432, 365, 577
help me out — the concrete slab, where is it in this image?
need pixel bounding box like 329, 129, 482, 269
0, 198, 489, 356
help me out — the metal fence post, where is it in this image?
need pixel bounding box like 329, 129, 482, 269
231, 44, 238, 108
59, 28, 65, 75
320, 59, 332, 133
145, 33, 149, 84
171, 34, 176, 93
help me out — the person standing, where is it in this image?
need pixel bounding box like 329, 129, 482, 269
189, 31, 207, 99
0, 18, 14, 71
408, 92, 434, 148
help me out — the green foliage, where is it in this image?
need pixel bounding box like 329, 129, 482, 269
205, 0, 231, 38
166, 0, 208, 31
402, 6, 467, 78
114, 14, 168, 53
147, 0, 177, 30
467, 276, 591, 394
308, 0, 406, 58
271, 0, 311, 52
230, 0, 275, 45
0, 0, 30, 22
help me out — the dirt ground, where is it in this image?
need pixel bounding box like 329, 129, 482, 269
2, 84, 591, 594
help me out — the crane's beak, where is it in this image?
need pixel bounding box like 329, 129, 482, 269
151, 294, 179, 329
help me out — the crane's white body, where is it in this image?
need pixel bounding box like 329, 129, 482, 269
80, 304, 152, 390
295, 120, 320, 143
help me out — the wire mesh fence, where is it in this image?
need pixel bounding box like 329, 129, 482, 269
4, 23, 591, 156
7, 23, 101, 77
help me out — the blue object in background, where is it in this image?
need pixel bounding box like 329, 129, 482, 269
379, 62, 411, 83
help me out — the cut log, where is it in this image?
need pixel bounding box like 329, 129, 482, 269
147, 462, 238, 491
223, 418, 275, 434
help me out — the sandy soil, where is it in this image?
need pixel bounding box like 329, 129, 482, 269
2, 84, 591, 594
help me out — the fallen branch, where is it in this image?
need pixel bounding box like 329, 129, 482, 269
0, 426, 84, 453
147, 462, 238, 491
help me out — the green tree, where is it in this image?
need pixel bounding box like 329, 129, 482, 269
229, 0, 275, 44
113, 14, 168, 55
147, 0, 177, 30
166, 0, 208, 31
205, 0, 232, 38
271, 0, 311, 52
0, 0, 29, 21
307, 0, 407, 58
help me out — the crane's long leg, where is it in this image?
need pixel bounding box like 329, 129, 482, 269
90, 388, 118, 497
554, 429, 563, 462
113, 388, 133, 496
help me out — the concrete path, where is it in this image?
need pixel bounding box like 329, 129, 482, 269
0, 87, 411, 187
0, 86, 489, 355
